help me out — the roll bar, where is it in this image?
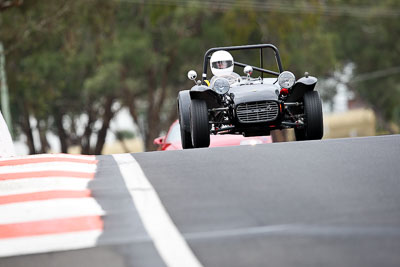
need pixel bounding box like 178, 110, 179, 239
202, 44, 284, 85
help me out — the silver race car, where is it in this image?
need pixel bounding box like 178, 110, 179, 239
178, 44, 323, 149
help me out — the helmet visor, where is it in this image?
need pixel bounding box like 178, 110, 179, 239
212, 60, 233, 70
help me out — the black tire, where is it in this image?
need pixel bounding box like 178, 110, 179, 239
294, 127, 306, 141
190, 99, 210, 148
302, 91, 324, 140
177, 91, 193, 149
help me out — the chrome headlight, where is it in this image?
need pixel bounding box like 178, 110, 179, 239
212, 77, 230, 95
278, 71, 296, 88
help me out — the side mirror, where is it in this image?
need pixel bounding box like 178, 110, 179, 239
153, 136, 165, 145
187, 70, 197, 81
244, 65, 253, 76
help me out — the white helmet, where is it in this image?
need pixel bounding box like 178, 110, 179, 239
210, 50, 234, 76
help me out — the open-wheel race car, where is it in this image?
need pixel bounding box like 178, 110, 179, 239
177, 44, 323, 149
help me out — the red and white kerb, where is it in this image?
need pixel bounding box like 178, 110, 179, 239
0, 154, 104, 257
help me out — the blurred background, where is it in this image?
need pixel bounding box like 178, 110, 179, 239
0, 0, 399, 154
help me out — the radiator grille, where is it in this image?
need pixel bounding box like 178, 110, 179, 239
236, 101, 279, 123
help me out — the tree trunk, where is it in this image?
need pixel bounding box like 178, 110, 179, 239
54, 110, 68, 153
81, 107, 95, 155
38, 119, 49, 153
144, 69, 158, 151
144, 113, 160, 151
94, 96, 115, 155
21, 107, 36, 154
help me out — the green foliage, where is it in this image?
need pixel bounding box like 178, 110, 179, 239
84, 62, 122, 98
324, 0, 400, 127
115, 129, 135, 140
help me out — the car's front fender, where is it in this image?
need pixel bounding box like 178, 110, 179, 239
190, 85, 222, 109
286, 76, 318, 102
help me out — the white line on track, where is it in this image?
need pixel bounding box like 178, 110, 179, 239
0, 162, 97, 174
113, 153, 203, 267
0, 230, 102, 257
0, 178, 92, 196
0, 198, 105, 224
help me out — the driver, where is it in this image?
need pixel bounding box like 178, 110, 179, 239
209, 50, 240, 86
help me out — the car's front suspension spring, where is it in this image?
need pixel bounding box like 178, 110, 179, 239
285, 107, 302, 122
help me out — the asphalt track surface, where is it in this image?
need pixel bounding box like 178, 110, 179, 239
1, 135, 400, 267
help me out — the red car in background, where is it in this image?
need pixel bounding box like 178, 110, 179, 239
154, 120, 272, 151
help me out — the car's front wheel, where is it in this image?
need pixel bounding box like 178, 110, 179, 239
294, 127, 306, 141
299, 91, 323, 140
178, 91, 193, 149
190, 99, 210, 148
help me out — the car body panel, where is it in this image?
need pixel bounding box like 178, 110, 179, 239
155, 120, 272, 151
230, 83, 279, 105
286, 76, 318, 102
